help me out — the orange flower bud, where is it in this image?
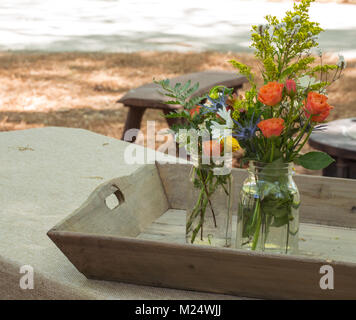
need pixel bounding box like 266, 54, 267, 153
202, 140, 222, 157
189, 105, 201, 117
257, 118, 285, 138
303, 92, 333, 122
258, 82, 284, 106
285, 79, 297, 97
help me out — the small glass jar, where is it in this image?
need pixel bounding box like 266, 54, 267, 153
186, 153, 233, 247
236, 161, 300, 254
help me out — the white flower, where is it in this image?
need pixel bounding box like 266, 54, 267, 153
258, 24, 270, 34
293, 23, 301, 33
268, 27, 275, 38
298, 75, 319, 89
217, 106, 234, 129
292, 15, 300, 22
210, 107, 234, 141
275, 23, 286, 31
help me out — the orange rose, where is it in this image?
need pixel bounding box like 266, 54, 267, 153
303, 92, 333, 122
258, 82, 284, 106
190, 105, 201, 117
257, 118, 285, 138
202, 140, 222, 157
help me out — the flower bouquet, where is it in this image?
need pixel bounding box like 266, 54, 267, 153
154, 81, 240, 247
156, 0, 345, 253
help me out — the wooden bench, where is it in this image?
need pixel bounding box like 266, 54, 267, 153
118, 71, 248, 141
309, 118, 356, 179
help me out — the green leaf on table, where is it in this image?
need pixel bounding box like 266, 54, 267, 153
294, 152, 335, 170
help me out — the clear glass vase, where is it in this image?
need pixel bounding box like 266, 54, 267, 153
236, 161, 300, 254
186, 154, 233, 247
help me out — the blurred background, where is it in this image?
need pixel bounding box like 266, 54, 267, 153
0, 0, 355, 174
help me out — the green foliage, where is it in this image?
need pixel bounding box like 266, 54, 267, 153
164, 110, 190, 119
281, 56, 315, 79
154, 78, 207, 133
229, 59, 255, 87
227, 0, 345, 166
263, 57, 278, 81
309, 64, 338, 74
306, 64, 339, 84
154, 78, 205, 110
155, 0, 343, 171
250, 0, 323, 82
294, 151, 335, 170
309, 81, 329, 91
209, 85, 234, 98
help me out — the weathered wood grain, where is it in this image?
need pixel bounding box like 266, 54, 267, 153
138, 209, 356, 264
156, 162, 356, 228
48, 228, 356, 299
51, 164, 169, 237
47, 162, 356, 299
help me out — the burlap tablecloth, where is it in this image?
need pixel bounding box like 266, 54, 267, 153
0, 127, 242, 300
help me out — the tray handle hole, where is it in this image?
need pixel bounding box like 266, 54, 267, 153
105, 185, 125, 210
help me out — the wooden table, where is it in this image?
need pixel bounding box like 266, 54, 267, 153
309, 118, 356, 179
0, 127, 241, 300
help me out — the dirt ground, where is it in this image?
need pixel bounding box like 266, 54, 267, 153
0, 51, 355, 174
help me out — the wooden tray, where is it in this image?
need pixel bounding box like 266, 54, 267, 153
47, 163, 356, 299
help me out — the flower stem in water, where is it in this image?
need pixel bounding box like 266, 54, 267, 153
251, 199, 261, 250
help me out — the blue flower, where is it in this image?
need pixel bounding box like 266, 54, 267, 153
200, 89, 228, 114
232, 113, 260, 141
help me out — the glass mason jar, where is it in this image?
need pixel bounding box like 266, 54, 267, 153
186, 153, 233, 247
236, 161, 300, 254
